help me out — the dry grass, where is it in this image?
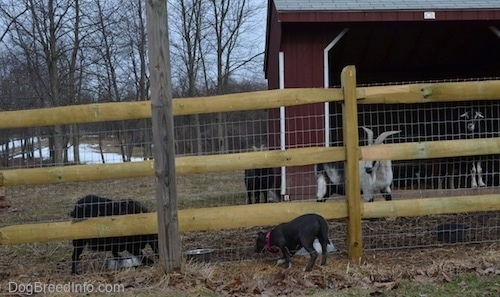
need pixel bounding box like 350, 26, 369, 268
2, 242, 498, 296
1, 144, 499, 295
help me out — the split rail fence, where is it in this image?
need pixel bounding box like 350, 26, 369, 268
1, 66, 500, 261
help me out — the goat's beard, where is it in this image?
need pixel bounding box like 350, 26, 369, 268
368, 169, 377, 184
316, 174, 328, 199
363, 162, 378, 185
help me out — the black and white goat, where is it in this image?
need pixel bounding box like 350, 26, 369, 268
461, 110, 486, 188
316, 127, 401, 202
434, 110, 487, 189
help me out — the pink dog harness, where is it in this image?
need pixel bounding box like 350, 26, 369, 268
265, 232, 280, 254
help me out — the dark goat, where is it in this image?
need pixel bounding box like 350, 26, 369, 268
70, 194, 158, 274
245, 167, 275, 204
244, 145, 276, 204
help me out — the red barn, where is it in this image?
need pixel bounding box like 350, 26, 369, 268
264, 0, 500, 200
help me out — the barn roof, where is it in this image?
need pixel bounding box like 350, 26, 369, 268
270, 0, 500, 22
265, 0, 500, 84
274, 0, 500, 11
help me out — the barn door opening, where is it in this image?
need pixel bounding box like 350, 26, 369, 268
323, 29, 348, 147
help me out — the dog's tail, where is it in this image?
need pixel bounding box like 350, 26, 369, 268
318, 216, 329, 253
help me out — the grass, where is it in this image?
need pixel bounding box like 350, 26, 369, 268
390, 274, 500, 297
307, 274, 500, 296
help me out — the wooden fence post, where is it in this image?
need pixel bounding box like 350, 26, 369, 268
341, 66, 363, 262
145, 0, 181, 273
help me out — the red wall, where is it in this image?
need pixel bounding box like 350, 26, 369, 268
267, 23, 348, 200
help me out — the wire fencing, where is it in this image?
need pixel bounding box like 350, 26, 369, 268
1, 78, 499, 277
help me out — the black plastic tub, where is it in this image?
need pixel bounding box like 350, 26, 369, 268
433, 223, 469, 243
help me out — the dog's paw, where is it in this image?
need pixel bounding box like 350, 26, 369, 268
277, 259, 291, 269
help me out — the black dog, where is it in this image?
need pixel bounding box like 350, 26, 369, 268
253, 213, 329, 271
70, 194, 158, 274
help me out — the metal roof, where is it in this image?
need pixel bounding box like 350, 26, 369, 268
273, 0, 500, 11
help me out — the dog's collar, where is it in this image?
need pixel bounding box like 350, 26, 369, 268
265, 232, 280, 254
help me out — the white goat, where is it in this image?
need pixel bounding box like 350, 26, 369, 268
316, 127, 401, 202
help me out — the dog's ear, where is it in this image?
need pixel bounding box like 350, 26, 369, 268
257, 232, 266, 240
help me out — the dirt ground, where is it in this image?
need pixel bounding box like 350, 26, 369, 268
1, 241, 499, 296
173, 243, 500, 296
0, 174, 499, 295
1, 214, 499, 296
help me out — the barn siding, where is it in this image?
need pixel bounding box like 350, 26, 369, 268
266, 1, 282, 158
275, 25, 330, 199
265, 1, 500, 200
264, 1, 281, 90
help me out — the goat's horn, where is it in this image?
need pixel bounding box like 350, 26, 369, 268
361, 126, 374, 145
374, 130, 401, 145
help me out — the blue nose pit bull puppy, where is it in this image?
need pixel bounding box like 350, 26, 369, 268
253, 213, 329, 271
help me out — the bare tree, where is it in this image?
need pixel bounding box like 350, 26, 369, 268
126, 0, 152, 160
167, 0, 266, 154
1, 0, 267, 162
0, 4, 28, 43
66, 0, 82, 164
3, 0, 86, 165
205, 0, 264, 152
169, 0, 206, 155
93, 0, 137, 162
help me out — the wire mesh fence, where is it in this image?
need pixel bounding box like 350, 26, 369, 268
1, 79, 500, 276
0, 108, 272, 275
